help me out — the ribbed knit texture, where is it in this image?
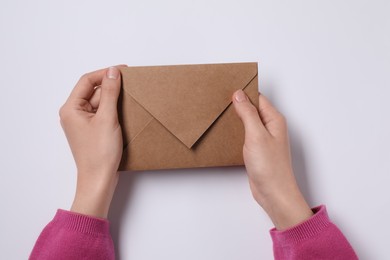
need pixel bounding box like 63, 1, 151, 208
270, 205, 358, 259
52, 209, 110, 235
29, 210, 115, 260
30, 205, 358, 259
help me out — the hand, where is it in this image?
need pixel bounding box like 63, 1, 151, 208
233, 90, 313, 230
59, 66, 124, 218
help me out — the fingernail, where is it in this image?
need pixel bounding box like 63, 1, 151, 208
235, 89, 247, 102
107, 67, 119, 80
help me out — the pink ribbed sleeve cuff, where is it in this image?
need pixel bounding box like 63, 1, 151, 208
53, 209, 110, 235
270, 205, 358, 260
30, 209, 115, 260
270, 205, 330, 244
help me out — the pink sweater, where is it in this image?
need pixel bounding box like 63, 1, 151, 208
30, 205, 357, 259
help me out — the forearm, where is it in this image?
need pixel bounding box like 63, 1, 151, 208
258, 182, 313, 230
256, 177, 357, 258
31, 66, 122, 259
71, 171, 119, 218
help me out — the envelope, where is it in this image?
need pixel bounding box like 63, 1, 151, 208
118, 62, 258, 171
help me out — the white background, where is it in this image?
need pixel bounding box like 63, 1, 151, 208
0, 0, 389, 259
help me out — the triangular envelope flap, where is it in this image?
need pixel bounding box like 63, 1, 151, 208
121, 63, 258, 148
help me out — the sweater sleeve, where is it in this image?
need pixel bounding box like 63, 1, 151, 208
29, 209, 115, 260
270, 205, 358, 260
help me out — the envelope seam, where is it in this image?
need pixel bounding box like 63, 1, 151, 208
129, 117, 155, 144
188, 72, 258, 148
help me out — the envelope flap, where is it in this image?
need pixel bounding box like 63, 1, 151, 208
121, 63, 258, 148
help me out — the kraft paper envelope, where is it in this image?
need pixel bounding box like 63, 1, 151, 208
118, 62, 258, 171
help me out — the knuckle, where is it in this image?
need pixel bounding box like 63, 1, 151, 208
78, 72, 95, 86
273, 113, 288, 133
58, 105, 70, 123
103, 80, 120, 91
278, 113, 286, 122
79, 72, 90, 82
278, 113, 287, 126
252, 131, 267, 144
58, 105, 65, 118
96, 114, 115, 127
102, 83, 115, 92
242, 104, 259, 117
274, 111, 287, 125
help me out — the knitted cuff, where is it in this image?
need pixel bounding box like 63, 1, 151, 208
51, 209, 110, 235
270, 205, 331, 245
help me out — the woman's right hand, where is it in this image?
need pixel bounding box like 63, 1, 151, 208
232, 90, 313, 230
59, 66, 124, 218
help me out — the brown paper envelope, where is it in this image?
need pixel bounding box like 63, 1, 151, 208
118, 62, 258, 171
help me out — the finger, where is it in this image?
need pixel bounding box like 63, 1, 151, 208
69, 69, 106, 101
89, 87, 101, 110
232, 89, 267, 138
258, 94, 287, 137
96, 67, 121, 119
68, 65, 127, 102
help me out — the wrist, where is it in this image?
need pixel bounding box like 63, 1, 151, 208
256, 183, 313, 230
71, 172, 119, 218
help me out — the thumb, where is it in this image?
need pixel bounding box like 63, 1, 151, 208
232, 89, 266, 138
97, 66, 121, 119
